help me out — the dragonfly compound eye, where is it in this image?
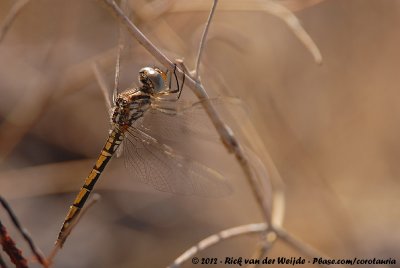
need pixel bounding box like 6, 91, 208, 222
139, 67, 165, 94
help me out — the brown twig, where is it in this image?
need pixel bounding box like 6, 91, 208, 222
0, 196, 47, 267
168, 223, 268, 268
0, 221, 28, 268
272, 226, 346, 268
247, 231, 276, 268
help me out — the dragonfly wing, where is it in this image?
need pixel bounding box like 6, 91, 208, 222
136, 97, 246, 144
122, 126, 231, 197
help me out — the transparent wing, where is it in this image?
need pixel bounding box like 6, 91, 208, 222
122, 125, 231, 197
135, 97, 246, 144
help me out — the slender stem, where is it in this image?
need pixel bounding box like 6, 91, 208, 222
168, 223, 268, 268
248, 231, 277, 268
0, 196, 47, 267
0, 221, 28, 268
167, 0, 322, 64
272, 226, 346, 268
169, 223, 340, 268
194, 0, 218, 80
103, 0, 175, 72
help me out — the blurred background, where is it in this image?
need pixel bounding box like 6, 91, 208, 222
0, 0, 399, 267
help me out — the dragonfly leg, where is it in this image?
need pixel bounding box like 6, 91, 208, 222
167, 63, 185, 100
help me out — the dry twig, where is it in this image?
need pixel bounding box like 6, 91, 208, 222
194, 0, 218, 80
168, 223, 268, 268
0, 196, 47, 267
0, 222, 28, 268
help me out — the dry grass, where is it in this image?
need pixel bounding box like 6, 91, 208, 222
0, 0, 399, 267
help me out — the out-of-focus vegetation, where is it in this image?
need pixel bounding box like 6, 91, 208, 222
0, 0, 399, 267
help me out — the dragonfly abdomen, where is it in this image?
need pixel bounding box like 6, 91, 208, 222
57, 128, 124, 245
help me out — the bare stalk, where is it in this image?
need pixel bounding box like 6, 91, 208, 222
169, 223, 340, 268
0, 221, 28, 268
247, 232, 277, 268
168, 223, 268, 268
194, 0, 218, 80
168, 0, 323, 64
272, 226, 346, 268
0, 196, 47, 267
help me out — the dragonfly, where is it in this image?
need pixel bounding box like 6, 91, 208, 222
54, 0, 235, 246
55, 42, 233, 248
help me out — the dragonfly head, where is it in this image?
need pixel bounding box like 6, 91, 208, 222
138, 67, 167, 94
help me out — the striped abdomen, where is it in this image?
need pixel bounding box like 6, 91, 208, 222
57, 127, 124, 245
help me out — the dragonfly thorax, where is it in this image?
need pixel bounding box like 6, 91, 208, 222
111, 90, 151, 129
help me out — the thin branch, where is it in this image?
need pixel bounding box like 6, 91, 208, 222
102, 0, 176, 73
176, 59, 195, 80
0, 196, 47, 267
168, 0, 323, 64
248, 232, 276, 268
194, 0, 218, 80
0, 0, 32, 42
47, 194, 101, 265
0, 221, 28, 268
261, 0, 322, 64
272, 226, 346, 268
168, 223, 268, 268
169, 223, 342, 268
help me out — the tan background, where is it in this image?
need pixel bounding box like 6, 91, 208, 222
0, 0, 399, 267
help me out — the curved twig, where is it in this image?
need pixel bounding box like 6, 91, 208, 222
168, 223, 343, 268
168, 223, 268, 268
0, 221, 28, 268
168, 0, 322, 64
